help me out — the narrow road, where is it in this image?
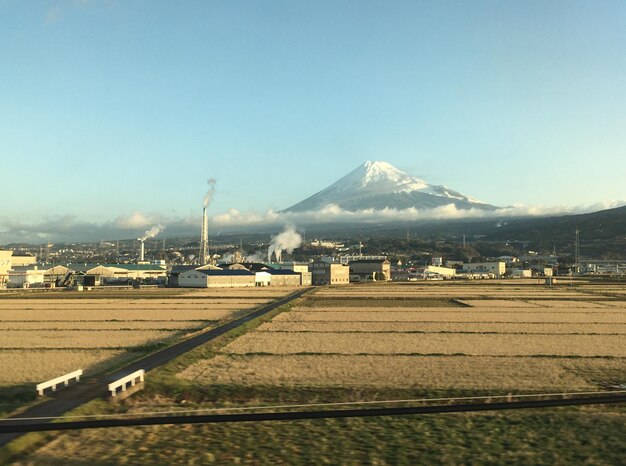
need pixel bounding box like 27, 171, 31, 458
0, 287, 311, 447
2, 392, 626, 434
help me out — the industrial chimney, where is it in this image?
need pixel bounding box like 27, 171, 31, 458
139, 239, 145, 262
199, 207, 209, 265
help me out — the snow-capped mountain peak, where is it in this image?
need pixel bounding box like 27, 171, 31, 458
351, 161, 429, 192
282, 161, 495, 213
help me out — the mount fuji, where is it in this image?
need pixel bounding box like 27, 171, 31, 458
282, 161, 497, 213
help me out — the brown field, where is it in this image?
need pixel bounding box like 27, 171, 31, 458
179, 354, 624, 390
0, 350, 141, 385
0, 321, 206, 330
457, 299, 622, 308
0, 288, 284, 388
180, 287, 297, 298
257, 320, 626, 334
314, 285, 594, 299
523, 300, 623, 308
180, 283, 626, 391
273, 309, 626, 323
223, 332, 626, 357
0, 298, 272, 308
0, 308, 236, 321
0, 329, 175, 349
12, 282, 626, 465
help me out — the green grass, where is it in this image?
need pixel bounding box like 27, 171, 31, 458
11, 406, 626, 465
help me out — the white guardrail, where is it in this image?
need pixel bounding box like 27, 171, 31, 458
108, 369, 145, 397
36, 369, 83, 396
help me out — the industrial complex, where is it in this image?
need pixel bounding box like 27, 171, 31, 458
2, 205, 623, 290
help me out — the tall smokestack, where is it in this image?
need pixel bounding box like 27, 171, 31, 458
199, 207, 209, 265
139, 240, 145, 262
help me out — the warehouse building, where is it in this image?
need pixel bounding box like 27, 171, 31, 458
264, 269, 303, 286
178, 269, 255, 288
279, 263, 313, 286
8, 266, 45, 288
0, 251, 11, 288
10, 253, 37, 267
311, 261, 350, 285
423, 265, 456, 279
462, 261, 506, 278
349, 259, 391, 282
168, 265, 197, 287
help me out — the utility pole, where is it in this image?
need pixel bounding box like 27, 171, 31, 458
574, 228, 580, 275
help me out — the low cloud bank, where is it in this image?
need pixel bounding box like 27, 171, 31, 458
1, 200, 624, 244
211, 200, 626, 226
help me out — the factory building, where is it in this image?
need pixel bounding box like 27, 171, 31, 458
220, 262, 309, 287
0, 251, 11, 288
423, 265, 456, 279
61, 263, 167, 286
279, 263, 313, 286
178, 269, 255, 288
168, 265, 197, 287
462, 261, 506, 278
10, 253, 37, 267
264, 269, 303, 286
348, 259, 391, 282
311, 261, 350, 285
255, 271, 272, 286
8, 266, 45, 288
5, 263, 170, 287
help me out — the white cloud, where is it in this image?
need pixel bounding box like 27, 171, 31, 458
0, 200, 623, 244
113, 211, 157, 229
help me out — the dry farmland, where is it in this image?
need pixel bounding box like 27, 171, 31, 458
180, 282, 626, 391
15, 282, 626, 466
0, 288, 292, 390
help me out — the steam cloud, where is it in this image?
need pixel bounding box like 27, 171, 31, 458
139, 224, 163, 241
203, 178, 217, 208
267, 226, 303, 263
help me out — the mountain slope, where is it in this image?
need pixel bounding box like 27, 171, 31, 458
282, 161, 497, 212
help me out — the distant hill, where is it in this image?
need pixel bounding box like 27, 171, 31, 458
281, 161, 497, 212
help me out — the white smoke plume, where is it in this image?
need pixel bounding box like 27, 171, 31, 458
243, 252, 262, 263
139, 224, 163, 241
267, 226, 303, 263
203, 178, 217, 208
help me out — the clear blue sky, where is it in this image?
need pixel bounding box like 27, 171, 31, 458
1, 0, 625, 239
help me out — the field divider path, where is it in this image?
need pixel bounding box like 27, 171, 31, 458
0, 287, 312, 448
2, 392, 626, 434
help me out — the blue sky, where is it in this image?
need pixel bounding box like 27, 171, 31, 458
1, 0, 625, 241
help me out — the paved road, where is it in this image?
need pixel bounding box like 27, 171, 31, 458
0, 287, 312, 447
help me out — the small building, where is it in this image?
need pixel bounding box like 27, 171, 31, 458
0, 250, 12, 288
255, 271, 271, 287
8, 266, 45, 288
463, 261, 506, 278
265, 269, 302, 287
279, 263, 313, 286
10, 253, 37, 268
348, 259, 391, 282
509, 269, 532, 278
311, 261, 350, 286
43, 265, 73, 284
178, 269, 255, 288
168, 265, 197, 287
423, 265, 456, 279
